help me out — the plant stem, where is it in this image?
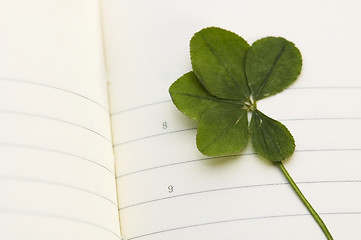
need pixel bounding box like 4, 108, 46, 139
277, 162, 333, 240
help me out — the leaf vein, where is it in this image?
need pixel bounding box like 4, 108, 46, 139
255, 112, 284, 160
199, 33, 246, 98
255, 44, 286, 99
200, 111, 246, 152
173, 92, 244, 105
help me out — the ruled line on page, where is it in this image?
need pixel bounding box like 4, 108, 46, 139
0, 175, 117, 206
126, 211, 361, 240
0, 142, 114, 174
109, 86, 361, 117
113, 117, 361, 147
110, 100, 171, 116
288, 86, 361, 90
113, 128, 196, 147
118, 180, 361, 211
280, 117, 361, 122
113, 117, 361, 148
116, 154, 238, 179
0, 208, 122, 239
116, 148, 361, 179
0, 110, 112, 144
0, 77, 109, 112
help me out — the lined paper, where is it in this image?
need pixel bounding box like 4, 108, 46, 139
0, 1, 121, 239
102, 0, 361, 239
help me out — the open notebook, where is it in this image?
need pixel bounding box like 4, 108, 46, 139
0, 0, 360, 239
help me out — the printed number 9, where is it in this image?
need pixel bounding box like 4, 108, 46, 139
168, 185, 173, 193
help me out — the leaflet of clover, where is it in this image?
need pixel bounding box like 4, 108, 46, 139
169, 72, 249, 156
250, 110, 295, 162
190, 27, 250, 102
246, 37, 302, 101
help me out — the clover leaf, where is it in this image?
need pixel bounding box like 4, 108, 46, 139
169, 27, 333, 240
170, 27, 301, 161
170, 71, 249, 156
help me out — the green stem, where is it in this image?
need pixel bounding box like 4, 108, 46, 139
277, 162, 333, 240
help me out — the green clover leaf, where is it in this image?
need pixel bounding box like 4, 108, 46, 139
170, 27, 301, 161
190, 27, 250, 101
170, 71, 249, 156
246, 36, 302, 101
169, 27, 333, 239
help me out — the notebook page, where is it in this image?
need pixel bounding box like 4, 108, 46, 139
102, 0, 361, 239
0, 1, 121, 239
